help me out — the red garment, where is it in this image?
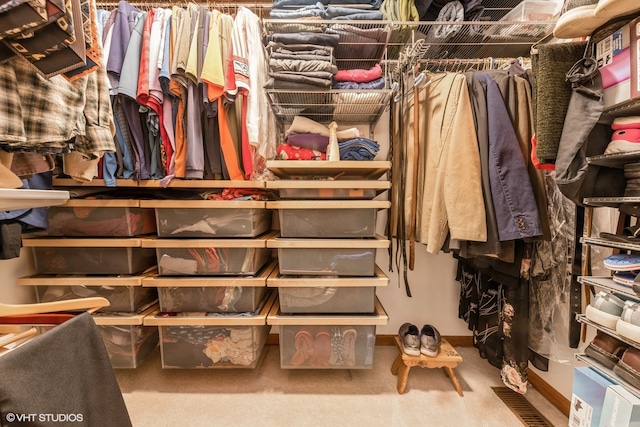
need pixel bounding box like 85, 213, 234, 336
334, 63, 382, 83
531, 135, 555, 171
277, 143, 326, 160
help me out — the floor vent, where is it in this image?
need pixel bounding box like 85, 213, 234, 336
492, 386, 555, 427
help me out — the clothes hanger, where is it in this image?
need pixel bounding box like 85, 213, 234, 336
0, 327, 37, 349
0, 297, 110, 317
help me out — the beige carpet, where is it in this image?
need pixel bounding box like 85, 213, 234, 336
115, 345, 569, 427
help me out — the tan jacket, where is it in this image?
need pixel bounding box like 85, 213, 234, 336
416, 72, 487, 253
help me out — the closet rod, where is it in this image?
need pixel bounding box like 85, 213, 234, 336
95, 0, 273, 9
422, 56, 530, 72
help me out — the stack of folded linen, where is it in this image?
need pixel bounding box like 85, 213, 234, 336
276, 116, 382, 161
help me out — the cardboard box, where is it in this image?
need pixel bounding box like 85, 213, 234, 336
599, 385, 640, 427
597, 24, 631, 68
630, 17, 640, 100
604, 80, 631, 109
570, 367, 618, 427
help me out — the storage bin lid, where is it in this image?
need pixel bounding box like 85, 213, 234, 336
143, 291, 276, 326
266, 180, 390, 190
267, 200, 390, 209
139, 199, 267, 208
92, 304, 158, 326
57, 199, 141, 208
18, 269, 156, 287
136, 180, 266, 189
267, 296, 388, 326
267, 265, 389, 287
22, 237, 146, 247
143, 261, 277, 287
141, 231, 278, 248
266, 160, 390, 180
267, 235, 390, 249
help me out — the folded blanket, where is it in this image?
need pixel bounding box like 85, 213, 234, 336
287, 133, 330, 152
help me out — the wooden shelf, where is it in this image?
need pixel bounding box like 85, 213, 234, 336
266, 297, 388, 326
0, 188, 69, 211
266, 160, 390, 180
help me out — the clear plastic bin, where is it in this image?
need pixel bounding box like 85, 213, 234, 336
267, 298, 388, 369
25, 238, 157, 275
144, 293, 276, 369
46, 200, 156, 237
19, 273, 158, 313
269, 200, 389, 238
147, 262, 276, 313
142, 200, 271, 238
268, 236, 389, 277
35, 285, 157, 313
93, 307, 159, 369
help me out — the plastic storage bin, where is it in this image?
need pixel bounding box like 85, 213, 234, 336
18, 273, 158, 313
266, 180, 390, 200
141, 200, 271, 238
267, 236, 389, 276
267, 297, 388, 369
45, 199, 156, 237
142, 233, 276, 276
268, 201, 390, 238
489, 0, 557, 37
144, 293, 276, 369
267, 265, 389, 314
143, 261, 276, 313
24, 238, 157, 275
92, 306, 159, 369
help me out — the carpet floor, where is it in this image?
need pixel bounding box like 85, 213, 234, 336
115, 344, 569, 427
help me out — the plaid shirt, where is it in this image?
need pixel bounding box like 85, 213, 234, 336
0, 54, 115, 158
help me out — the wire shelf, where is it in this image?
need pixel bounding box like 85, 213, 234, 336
265, 89, 391, 125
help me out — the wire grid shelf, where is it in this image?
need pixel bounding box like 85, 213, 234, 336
265, 89, 391, 125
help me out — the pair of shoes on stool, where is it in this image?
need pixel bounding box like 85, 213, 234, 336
398, 323, 441, 357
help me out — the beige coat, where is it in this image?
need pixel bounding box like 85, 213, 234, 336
416, 72, 487, 253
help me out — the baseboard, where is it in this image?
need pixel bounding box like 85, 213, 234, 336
266, 334, 474, 347
527, 369, 571, 417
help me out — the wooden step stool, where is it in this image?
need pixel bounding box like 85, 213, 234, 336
391, 336, 463, 396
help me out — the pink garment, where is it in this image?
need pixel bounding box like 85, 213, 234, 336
334, 63, 382, 83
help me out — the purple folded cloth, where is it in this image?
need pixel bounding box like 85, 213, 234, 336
286, 133, 330, 152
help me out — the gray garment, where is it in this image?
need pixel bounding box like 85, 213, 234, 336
269, 43, 332, 56
0, 312, 132, 427
267, 32, 340, 48
270, 52, 336, 62
270, 58, 337, 74
555, 57, 626, 205
269, 3, 325, 19
268, 72, 332, 88
324, 7, 383, 20
272, 0, 381, 7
